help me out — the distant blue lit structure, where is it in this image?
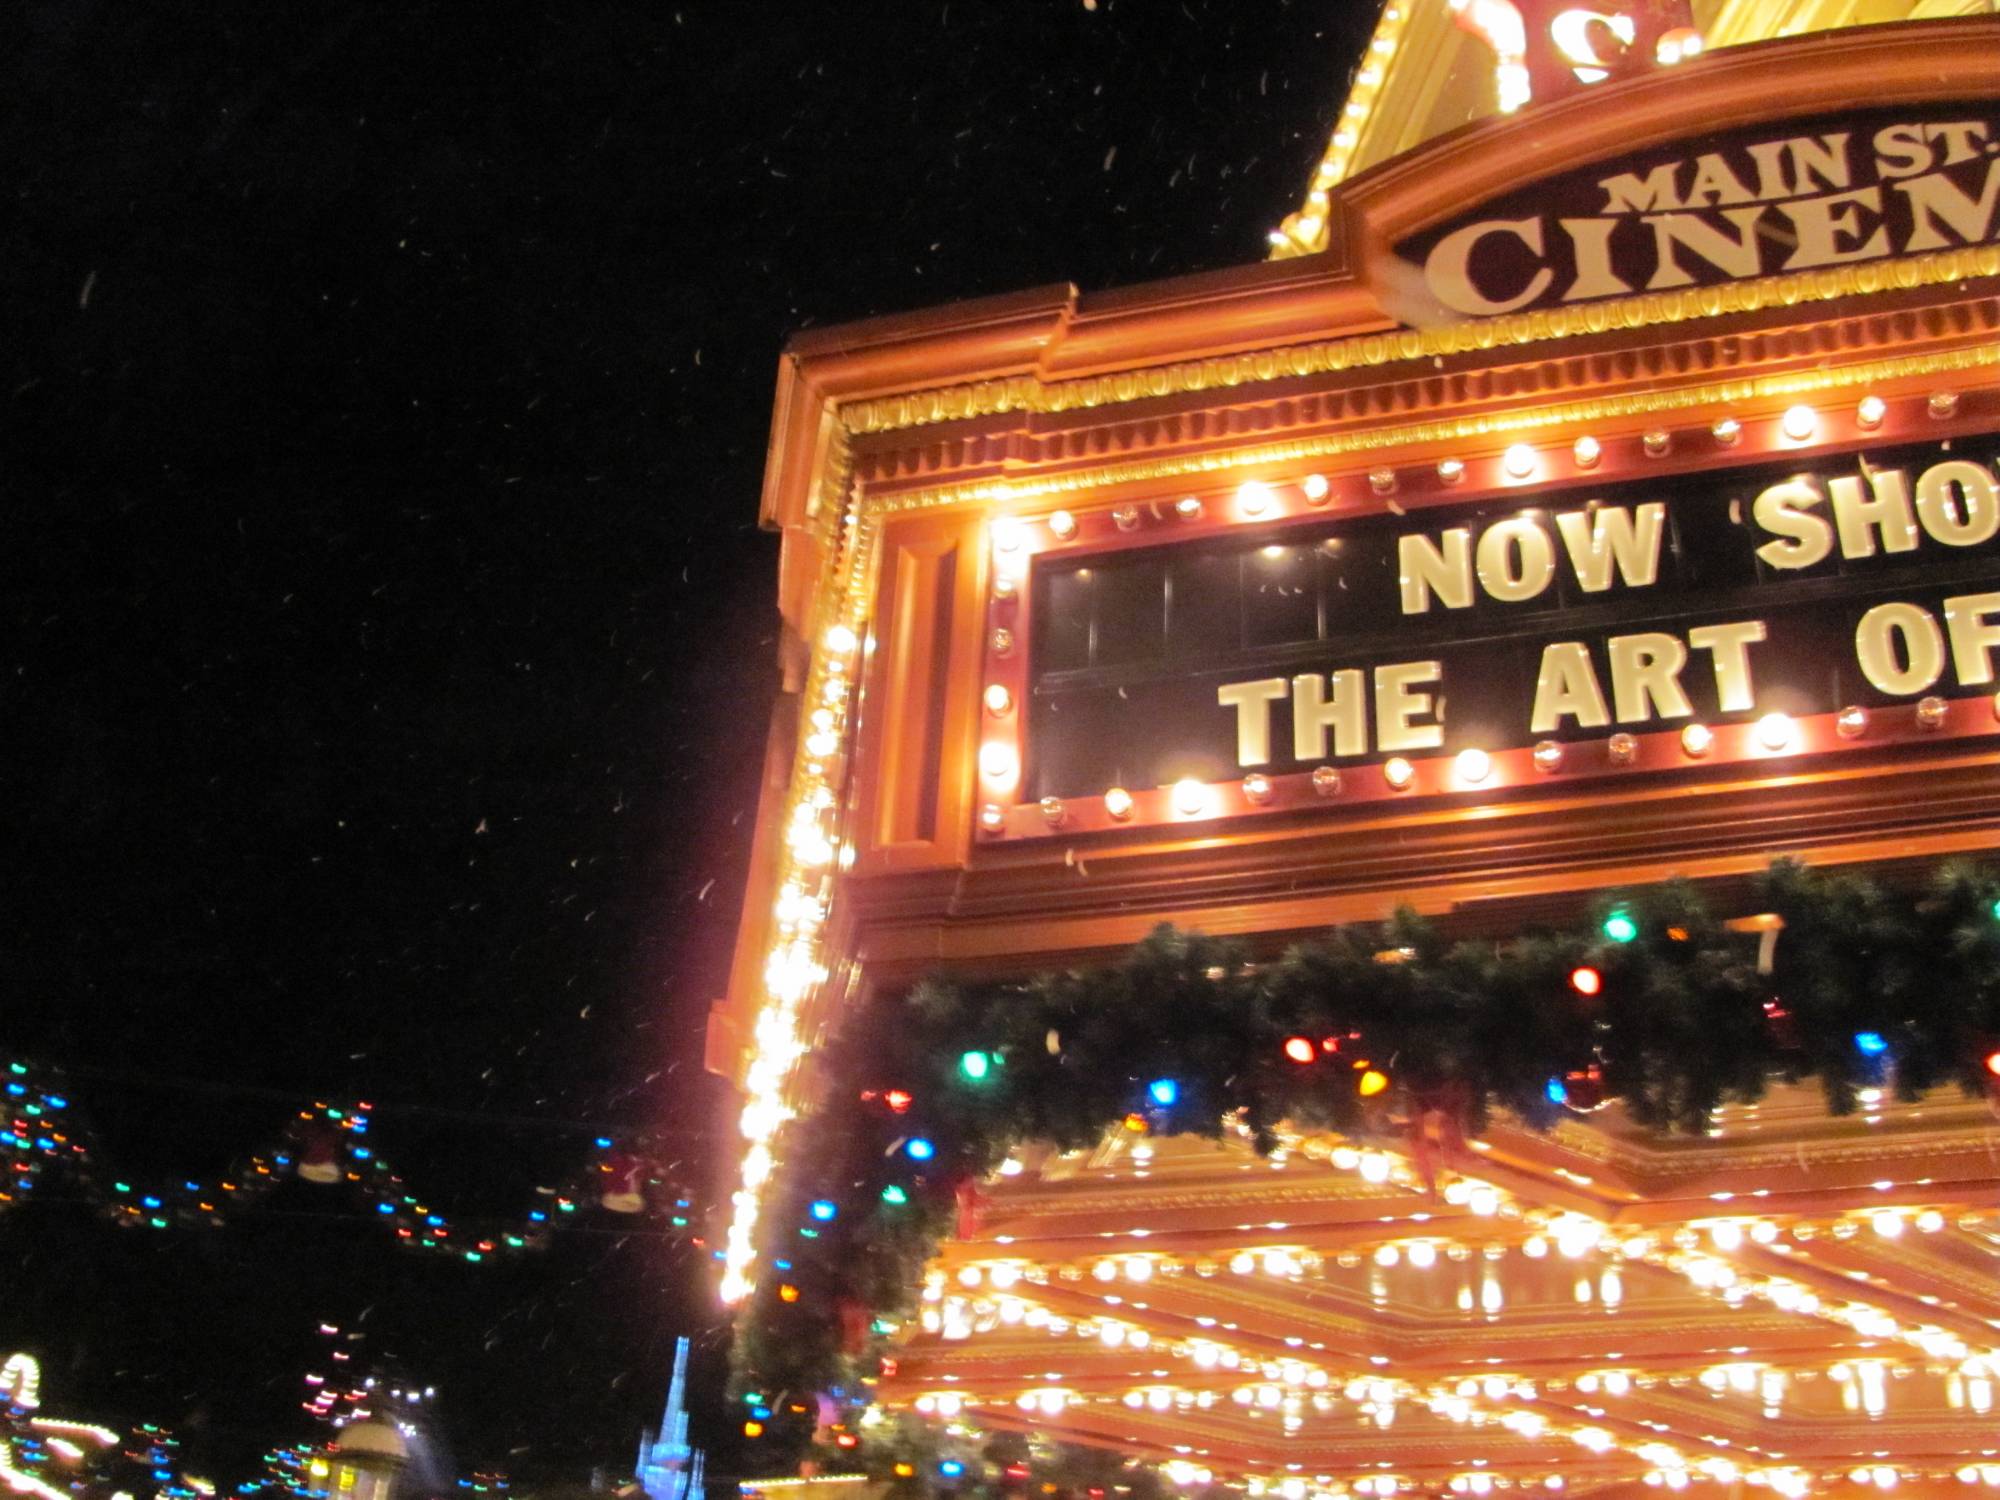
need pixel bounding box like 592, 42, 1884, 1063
637, 1337, 706, 1500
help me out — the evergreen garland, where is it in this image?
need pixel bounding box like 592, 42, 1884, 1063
732, 858, 2000, 1475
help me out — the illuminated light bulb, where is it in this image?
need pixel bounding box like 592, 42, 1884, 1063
978, 803, 1006, 833
1369, 468, 1398, 496
1047, 510, 1078, 540
1917, 1209, 1946, 1231
1656, 26, 1702, 63
1453, 747, 1492, 784
1522, 1235, 1548, 1259
1780, 405, 1818, 442
1467, 1185, 1499, 1215
979, 742, 1018, 784
1930, 392, 1960, 419
1570, 965, 1603, 996
989, 626, 1014, 656
1710, 1221, 1744, 1251
1986, 1049, 2000, 1078
1755, 712, 1798, 752
1237, 481, 1274, 518
1872, 1210, 1903, 1239
1175, 495, 1204, 520
1382, 756, 1415, 790
1857, 396, 1887, 430
1311, 765, 1341, 797
1607, 731, 1638, 765
1103, 786, 1134, 820
1039, 796, 1066, 827
992, 518, 1026, 553
1374, 1244, 1400, 1268
1643, 430, 1671, 457
1573, 435, 1602, 468
824, 623, 859, 656
1503, 443, 1538, 479
1837, 704, 1868, 738
1916, 695, 1948, 730
1243, 773, 1273, 804
1711, 418, 1741, 446
1436, 458, 1466, 485
1112, 505, 1140, 531
1680, 722, 1714, 757
983, 683, 1013, 716
1302, 473, 1331, 505
992, 574, 1017, 599
1283, 1037, 1317, 1065
1407, 1241, 1437, 1269
1358, 1068, 1390, 1097
1172, 778, 1210, 817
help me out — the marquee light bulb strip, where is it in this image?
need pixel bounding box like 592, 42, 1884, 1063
718, 610, 866, 1304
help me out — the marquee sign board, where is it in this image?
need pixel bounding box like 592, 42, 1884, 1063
1396, 104, 2000, 319
1025, 438, 2000, 802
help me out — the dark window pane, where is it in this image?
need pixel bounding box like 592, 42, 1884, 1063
1243, 543, 1319, 646
1093, 555, 1166, 665
1037, 567, 1093, 673
1168, 551, 1240, 657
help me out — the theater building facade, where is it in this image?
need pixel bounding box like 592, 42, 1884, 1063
710, 4, 2000, 1497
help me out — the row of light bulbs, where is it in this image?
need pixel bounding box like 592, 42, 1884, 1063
982, 693, 1987, 834
988, 395, 1951, 554
719, 618, 865, 1303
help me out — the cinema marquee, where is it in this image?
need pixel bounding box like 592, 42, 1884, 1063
712, 6, 2000, 1497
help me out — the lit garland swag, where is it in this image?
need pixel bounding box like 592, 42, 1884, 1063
734, 858, 2000, 1468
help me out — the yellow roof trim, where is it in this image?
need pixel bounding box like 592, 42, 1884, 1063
1270, 0, 1993, 260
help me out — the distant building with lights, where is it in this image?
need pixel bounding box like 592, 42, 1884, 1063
316, 1423, 408, 1500
713, 1, 2000, 1495
636, 1340, 705, 1500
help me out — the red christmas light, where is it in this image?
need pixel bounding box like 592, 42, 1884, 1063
884, 1089, 913, 1114
1985, 1050, 2000, 1078
1570, 965, 1603, 997
1282, 1036, 1317, 1064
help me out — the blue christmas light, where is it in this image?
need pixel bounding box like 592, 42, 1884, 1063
377, 1203, 395, 1215
809, 1199, 838, 1222
1854, 1031, 1890, 1056
1545, 1077, 1569, 1104
905, 1137, 936, 1161
939, 1462, 965, 1478
1147, 1078, 1179, 1108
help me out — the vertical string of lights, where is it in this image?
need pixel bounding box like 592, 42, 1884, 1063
719, 451, 877, 1305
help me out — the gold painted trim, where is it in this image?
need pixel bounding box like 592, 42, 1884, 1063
842, 246, 2000, 439
854, 339, 2000, 519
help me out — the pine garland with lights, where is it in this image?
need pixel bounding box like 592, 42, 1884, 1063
731, 857, 2000, 1470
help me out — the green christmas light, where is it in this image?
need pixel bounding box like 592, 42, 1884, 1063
881, 1183, 909, 1205
1602, 909, 1639, 943
958, 1050, 993, 1081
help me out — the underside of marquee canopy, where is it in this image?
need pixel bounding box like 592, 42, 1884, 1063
879, 1086, 2000, 1498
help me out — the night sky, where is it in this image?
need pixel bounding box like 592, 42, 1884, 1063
5, 0, 1371, 1486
